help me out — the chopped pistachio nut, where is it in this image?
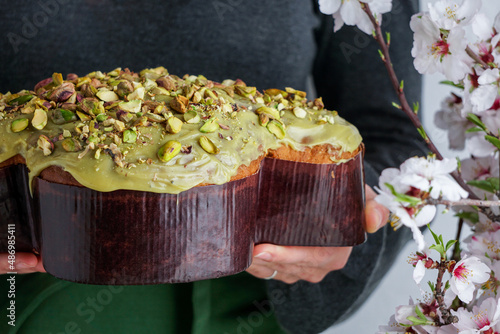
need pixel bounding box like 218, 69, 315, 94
76, 111, 92, 121
52, 72, 64, 86
255, 106, 280, 120
127, 86, 145, 100
123, 129, 137, 143
293, 107, 307, 119
170, 95, 189, 113
199, 117, 219, 133
63, 129, 72, 138
145, 112, 165, 123
96, 89, 119, 102
114, 120, 126, 132
32, 108, 48, 130
37, 135, 54, 156
267, 120, 286, 139
61, 138, 82, 152
258, 113, 269, 127
11, 118, 29, 132
119, 100, 142, 113
166, 116, 183, 134
96, 113, 108, 122
51, 108, 77, 124
8, 94, 34, 106
184, 110, 200, 124
158, 140, 182, 162
199, 135, 220, 154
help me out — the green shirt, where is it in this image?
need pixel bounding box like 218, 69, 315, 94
0, 272, 287, 334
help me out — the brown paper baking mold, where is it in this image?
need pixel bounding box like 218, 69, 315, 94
0, 151, 366, 284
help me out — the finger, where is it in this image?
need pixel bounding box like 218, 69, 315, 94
247, 261, 328, 284
246, 262, 300, 283
253, 244, 352, 269
365, 184, 377, 201
0, 253, 45, 274
246, 262, 277, 279
365, 186, 390, 233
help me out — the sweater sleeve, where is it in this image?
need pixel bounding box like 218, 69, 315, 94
267, 1, 427, 333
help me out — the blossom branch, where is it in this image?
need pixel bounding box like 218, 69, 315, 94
434, 260, 455, 325
361, 3, 479, 200
426, 198, 500, 207
452, 219, 463, 262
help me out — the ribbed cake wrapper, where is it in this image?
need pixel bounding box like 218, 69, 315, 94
0, 161, 39, 254
0, 149, 366, 285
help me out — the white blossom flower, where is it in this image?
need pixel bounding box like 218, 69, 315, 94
376, 191, 435, 251
427, 0, 482, 30
411, 13, 471, 82
319, 0, 392, 35
469, 69, 500, 113
436, 324, 461, 334
466, 229, 500, 264
377, 315, 415, 334
449, 255, 491, 303
472, 13, 493, 40
375, 156, 468, 251
451, 297, 500, 333
466, 109, 500, 157
465, 134, 496, 158
474, 211, 500, 233
434, 94, 473, 150
398, 157, 469, 201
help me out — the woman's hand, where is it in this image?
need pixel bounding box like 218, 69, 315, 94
0, 253, 45, 275
246, 185, 389, 284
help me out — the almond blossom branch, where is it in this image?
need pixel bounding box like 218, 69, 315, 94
361, 3, 479, 200
452, 219, 463, 262
427, 198, 500, 207
434, 261, 455, 325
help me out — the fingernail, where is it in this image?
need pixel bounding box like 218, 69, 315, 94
255, 252, 272, 262
374, 208, 384, 227
16, 262, 35, 269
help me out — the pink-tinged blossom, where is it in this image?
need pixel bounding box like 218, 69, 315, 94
461, 156, 500, 183
461, 156, 500, 199
449, 256, 491, 303
451, 297, 500, 333
411, 13, 471, 82
409, 249, 434, 285
474, 212, 500, 233
466, 229, 500, 264
427, 0, 482, 30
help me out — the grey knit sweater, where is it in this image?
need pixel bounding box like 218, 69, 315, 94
0, 0, 424, 333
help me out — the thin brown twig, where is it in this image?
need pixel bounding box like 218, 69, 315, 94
361, 4, 480, 200
452, 218, 464, 262
434, 260, 454, 325
427, 198, 500, 207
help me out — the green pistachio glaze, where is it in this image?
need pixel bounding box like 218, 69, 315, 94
0, 68, 362, 194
